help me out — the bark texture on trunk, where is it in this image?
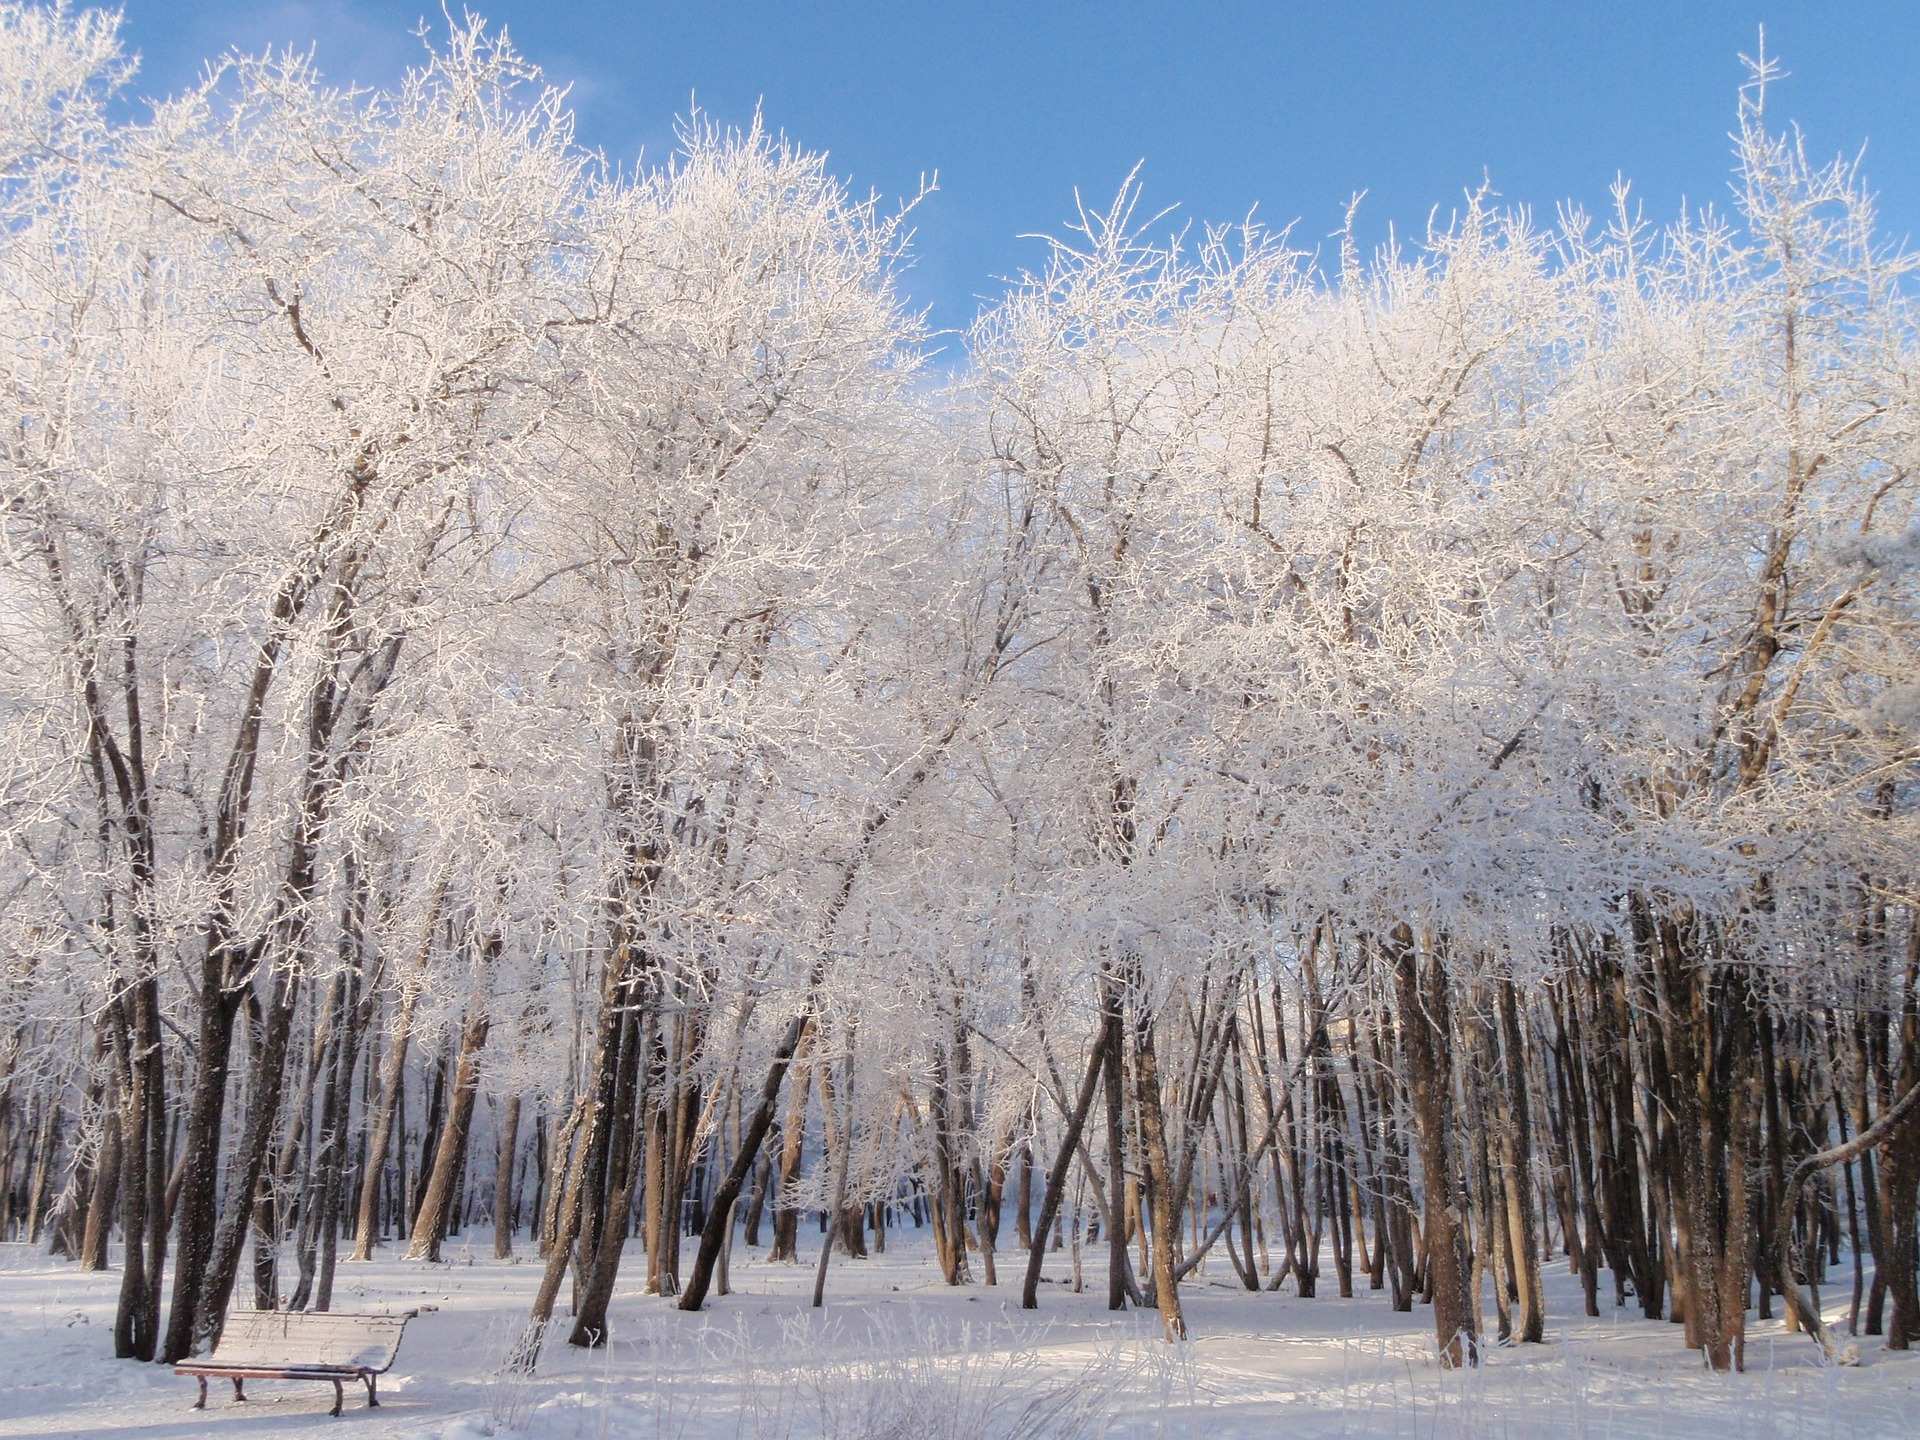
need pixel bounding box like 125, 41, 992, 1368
406, 1006, 491, 1263
1390, 926, 1478, 1368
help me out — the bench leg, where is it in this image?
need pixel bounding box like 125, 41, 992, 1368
330, 1378, 344, 1418
192, 1376, 207, 1411
363, 1373, 379, 1408
232, 1376, 246, 1402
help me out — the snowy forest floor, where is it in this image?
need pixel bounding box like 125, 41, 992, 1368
1, 1235, 1915, 1439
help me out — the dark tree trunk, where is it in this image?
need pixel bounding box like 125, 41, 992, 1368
1022, 1023, 1111, 1308
495, 1093, 522, 1260
1390, 926, 1477, 1368
407, 1007, 492, 1263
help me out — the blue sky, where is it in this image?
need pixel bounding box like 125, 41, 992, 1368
114, 2, 1918, 344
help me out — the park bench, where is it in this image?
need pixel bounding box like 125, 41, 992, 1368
175, 1308, 417, 1417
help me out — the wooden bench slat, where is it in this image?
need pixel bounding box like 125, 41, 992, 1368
207, 1310, 412, 1373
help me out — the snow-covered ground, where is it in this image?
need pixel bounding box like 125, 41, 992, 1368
1, 1235, 1914, 1439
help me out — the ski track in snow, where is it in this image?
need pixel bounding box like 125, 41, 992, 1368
1, 1237, 1914, 1439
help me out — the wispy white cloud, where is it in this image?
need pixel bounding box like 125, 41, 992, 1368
128, 1, 468, 100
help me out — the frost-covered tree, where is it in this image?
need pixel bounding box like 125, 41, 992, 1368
1, 2, 1915, 1387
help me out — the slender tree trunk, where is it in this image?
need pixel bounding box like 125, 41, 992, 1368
1130, 970, 1186, 1341
1390, 926, 1478, 1368
677, 1005, 815, 1313
81, 1078, 121, 1273
1023, 1024, 1111, 1309
570, 1002, 647, 1343
769, 1030, 815, 1263
813, 1040, 856, 1308
1496, 978, 1545, 1341
313, 966, 365, 1312
189, 970, 303, 1355
407, 1007, 492, 1263
159, 987, 243, 1362
511, 1095, 593, 1372
495, 1093, 522, 1260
